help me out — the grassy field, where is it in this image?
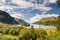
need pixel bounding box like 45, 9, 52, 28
0, 33, 19, 40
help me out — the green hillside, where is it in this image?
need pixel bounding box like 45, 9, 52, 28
34, 17, 58, 26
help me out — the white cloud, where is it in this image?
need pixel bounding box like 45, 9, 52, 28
0, 6, 5, 10
0, 5, 24, 19
33, 4, 52, 11
29, 14, 58, 23
11, 0, 53, 11
10, 13, 24, 19
0, 5, 21, 12
11, 0, 34, 8
43, 0, 57, 4
49, 0, 57, 3
0, 5, 14, 12
0, 0, 6, 5
0, 0, 57, 12
42, 11, 47, 14
0, 0, 58, 22
0, 0, 24, 19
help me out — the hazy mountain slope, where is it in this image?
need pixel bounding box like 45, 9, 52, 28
34, 17, 58, 26
0, 10, 30, 26
40, 17, 57, 22
0, 10, 19, 25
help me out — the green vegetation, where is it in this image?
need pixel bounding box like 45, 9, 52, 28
35, 21, 56, 26
0, 0, 60, 40
0, 24, 48, 40
0, 15, 5, 18
34, 12, 60, 40
0, 21, 60, 40
34, 15, 60, 27
20, 22, 30, 26
56, 15, 60, 31
34, 17, 57, 26
57, 0, 60, 7
0, 15, 60, 40
56, 0, 60, 31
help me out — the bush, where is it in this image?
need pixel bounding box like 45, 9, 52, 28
19, 28, 47, 40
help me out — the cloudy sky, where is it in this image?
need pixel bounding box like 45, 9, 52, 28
0, 0, 60, 23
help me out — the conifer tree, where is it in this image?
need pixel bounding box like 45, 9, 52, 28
56, 0, 60, 31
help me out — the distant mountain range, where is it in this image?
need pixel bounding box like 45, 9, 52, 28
40, 17, 57, 22
0, 10, 29, 26
34, 16, 58, 26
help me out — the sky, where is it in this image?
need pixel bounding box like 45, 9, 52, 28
0, 0, 60, 23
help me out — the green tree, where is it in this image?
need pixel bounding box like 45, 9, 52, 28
56, 0, 60, 31
57, 0, 60, 7
56, 15, 60, 31
19, 27, 47, 40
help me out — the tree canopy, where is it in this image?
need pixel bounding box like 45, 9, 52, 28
57, 0, 60, 7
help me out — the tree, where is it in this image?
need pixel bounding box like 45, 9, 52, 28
57, 0, 60, 7
56, 0, 60, 31
56, 15, 60, 31
19, 27, 47, 40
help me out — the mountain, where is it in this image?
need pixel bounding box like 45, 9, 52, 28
0, 10, 30, 26
40, 17, 57, 22
15, 18, 30, 26
14, 18, 26, 24
34, 17, 58, 26
0, 10, 19, 25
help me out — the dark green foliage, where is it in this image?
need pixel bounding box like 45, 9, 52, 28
56, 15, 60, 31
0, 24, 24, 36
0, 24, 48, 40
0, 23, 60, 40
56, 0, 60, 7
19, 26, 47, 40
21, 22, 30, 26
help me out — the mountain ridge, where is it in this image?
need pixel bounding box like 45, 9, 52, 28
0, 10, 29, 26
0, 10, 19, 25
34, 16, 58, 26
